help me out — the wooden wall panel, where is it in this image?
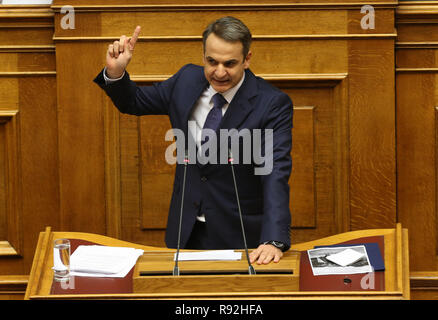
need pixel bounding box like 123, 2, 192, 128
140, 115, 175, 230
396, 2, 438, 271
0, 125, 6, 240
18, 75, 59, 264
290, 106, 316, 228
0, 112, 20, 257
348, 39, 396, 230
0, 5, 58, 278
0, 275, 28, 300
121, 39, 350, 77
282, 78, 350, 244
397, 72, 436, 270
56, 42, 107, 234
0, 79, 18, 109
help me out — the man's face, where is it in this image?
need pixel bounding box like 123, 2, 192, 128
203, 33, 251, 93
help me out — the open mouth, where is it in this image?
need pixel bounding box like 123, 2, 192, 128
212, 78, 230, 85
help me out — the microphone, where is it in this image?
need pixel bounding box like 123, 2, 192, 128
173, 149, 189, 276
228, 149, 256, 275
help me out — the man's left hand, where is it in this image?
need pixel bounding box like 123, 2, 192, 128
249, 243, 283, 265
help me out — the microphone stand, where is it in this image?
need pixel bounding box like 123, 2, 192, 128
228, 150, 256, 275
173, 150, 189, 276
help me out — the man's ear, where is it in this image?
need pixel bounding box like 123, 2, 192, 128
244, 51, 252, 69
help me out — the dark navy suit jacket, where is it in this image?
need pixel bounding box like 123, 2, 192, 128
94, 64, 293, 250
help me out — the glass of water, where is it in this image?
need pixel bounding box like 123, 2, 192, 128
53, 238, 70, 281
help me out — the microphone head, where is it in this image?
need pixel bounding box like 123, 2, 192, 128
228, 148, 234, 164
184, 149, 189, 165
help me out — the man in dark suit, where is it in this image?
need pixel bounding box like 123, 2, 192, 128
94, 17, 293, 264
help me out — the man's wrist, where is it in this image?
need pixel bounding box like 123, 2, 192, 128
263, 240, 286, 251
103, 67, 125, 83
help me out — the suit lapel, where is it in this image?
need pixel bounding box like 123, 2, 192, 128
220, 68, 258, 131
181, 70, 209, 138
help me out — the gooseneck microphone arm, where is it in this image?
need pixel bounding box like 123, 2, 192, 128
173, 150, 189, 276
228, 149, 256, 275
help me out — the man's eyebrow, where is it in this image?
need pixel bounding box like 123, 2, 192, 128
205, 56, 239, 64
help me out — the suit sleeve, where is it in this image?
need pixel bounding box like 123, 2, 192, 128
259, 92, 293, 250
93, 65, 189, 116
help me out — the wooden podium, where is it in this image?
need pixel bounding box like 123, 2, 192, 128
132, 250, 300, 295
24, 224, 410, 299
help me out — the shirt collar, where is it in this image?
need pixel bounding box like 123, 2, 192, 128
208, 71, 246, 104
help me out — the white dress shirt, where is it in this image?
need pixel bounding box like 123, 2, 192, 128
189, 73, 245, 148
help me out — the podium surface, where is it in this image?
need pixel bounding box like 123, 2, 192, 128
25, 224, 410, 299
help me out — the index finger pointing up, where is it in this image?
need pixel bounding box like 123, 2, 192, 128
128, 26, 141, 50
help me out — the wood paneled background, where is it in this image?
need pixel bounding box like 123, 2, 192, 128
0, 0, 436, 299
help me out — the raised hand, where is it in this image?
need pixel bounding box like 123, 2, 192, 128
105, 26, 141, 79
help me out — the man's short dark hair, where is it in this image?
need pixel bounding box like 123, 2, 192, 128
202, 16, 252, 59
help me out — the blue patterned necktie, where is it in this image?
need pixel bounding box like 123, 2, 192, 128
201, 93, 227, 145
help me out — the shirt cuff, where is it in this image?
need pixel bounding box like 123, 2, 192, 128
103, 67, 125, 84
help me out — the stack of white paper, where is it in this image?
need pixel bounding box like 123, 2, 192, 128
326, 248, 365, 267
174, 250, 242, 261
70, 245, 144, 278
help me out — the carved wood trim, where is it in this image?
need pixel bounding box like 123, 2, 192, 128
0, 110, 21, 256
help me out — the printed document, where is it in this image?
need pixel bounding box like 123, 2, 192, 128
174, 250, 242, 261
307, 245, 372, 275
70, 245, 144, 278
